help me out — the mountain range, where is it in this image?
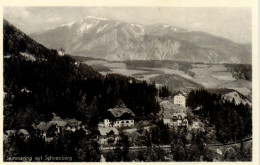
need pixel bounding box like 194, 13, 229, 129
30, 16, 251, 64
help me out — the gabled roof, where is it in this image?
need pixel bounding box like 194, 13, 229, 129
107, 107, 135, 118
36, 122, 50, 131
36, 120, 71, 131
52, 115, 62, 121
49, 120, 67, 127
98, 127, 119, 136
5, 130, 15, 135
64, 119, 82, 127
58, 47, 65, 52
34, 114, 82, 131
5, 129, 29, 136
20, 87, 32, 93
173, 90, 187, 97
19, 129, 29, 135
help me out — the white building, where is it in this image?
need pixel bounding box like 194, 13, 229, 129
57, 48, 65, 56
173, 91, 187, 107
103, 107, 135, 128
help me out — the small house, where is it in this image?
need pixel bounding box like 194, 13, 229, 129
189, 120, 205, 132
33, 114, 85, 139
34, 122, 49, 138
64, 119, 83, 132
98, 127, 120, 144
4, 129, 30, 141
57, 47, 65, 56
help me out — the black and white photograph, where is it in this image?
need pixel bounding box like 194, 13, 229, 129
2, 4, 257, 162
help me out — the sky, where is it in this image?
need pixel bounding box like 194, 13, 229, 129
4, 7, 251, 44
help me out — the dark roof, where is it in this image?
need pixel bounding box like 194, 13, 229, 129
35, 117, 81, 131
19, 129, 29, 135
5, 130, 15, 135
98, 127, 119, 136
107, 107, 135, 118
35, 120, 68, 131
36, 122, 50, 131
65, 119, 82, 127
50, 121, 67, 127
173, 90, 187, 97
58, 47, 65, 52
4, 129, 29, 136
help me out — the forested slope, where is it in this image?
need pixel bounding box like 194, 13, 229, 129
4, 20, 160, 131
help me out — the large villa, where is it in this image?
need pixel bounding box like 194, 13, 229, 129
99, 106, 135, 128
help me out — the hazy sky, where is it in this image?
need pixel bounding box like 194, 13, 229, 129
4, 7, 251, 44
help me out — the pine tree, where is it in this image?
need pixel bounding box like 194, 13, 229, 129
76, 94, 88, 122
88, 96, 99, 127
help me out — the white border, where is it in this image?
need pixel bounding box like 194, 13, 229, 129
0, 0, 259, 165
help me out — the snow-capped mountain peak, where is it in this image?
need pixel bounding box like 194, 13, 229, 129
84, 15, 108, 21
60, 20, 76, 28
30, 16, 251, 64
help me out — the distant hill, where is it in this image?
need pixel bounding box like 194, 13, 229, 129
149, 74, 203, 92
207, 88, 251, 102
30, 16, 251, 64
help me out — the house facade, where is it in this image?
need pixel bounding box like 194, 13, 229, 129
163, 115, 188, 128
33, 115, 84, 139
4, 129, 30, 141
57, 48, 65, 56
103, 107, 135, 128
173, 91, 187, 107
160, 101, 188, 128
98, 127, 120, 144
64, 119, 83, 132
188, 120, 205, 132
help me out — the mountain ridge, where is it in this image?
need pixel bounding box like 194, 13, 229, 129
30, 16, 251, 64
4, 19, 58, 59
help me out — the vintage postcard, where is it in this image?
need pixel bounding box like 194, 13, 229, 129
1, 0, 259, 164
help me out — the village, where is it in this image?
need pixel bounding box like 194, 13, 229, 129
4, 45, 252, 161
4, 90, 206, 147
